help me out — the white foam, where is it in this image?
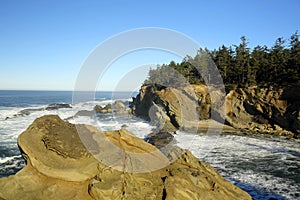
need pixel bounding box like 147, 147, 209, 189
125, 120, 154, 138
175, 132, 300, 199
0, 102, 95, 145
69, 114, 154, 138
1, 101, 299, 199
0, 155, 21, 164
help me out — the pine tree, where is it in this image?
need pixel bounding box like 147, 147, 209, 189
234, 36, 250, 86
287, 31, 300, 83
251, 45, 269, 85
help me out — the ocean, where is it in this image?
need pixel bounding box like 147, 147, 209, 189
0, 90, 299, 200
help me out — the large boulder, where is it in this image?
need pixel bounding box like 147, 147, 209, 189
0, 115, 251, 200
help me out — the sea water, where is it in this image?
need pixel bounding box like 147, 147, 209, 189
0, 90, 299, 200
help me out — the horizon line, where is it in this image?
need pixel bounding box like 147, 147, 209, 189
0, 89, 139, 92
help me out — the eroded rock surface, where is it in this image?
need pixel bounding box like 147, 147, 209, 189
0, 115, 251, 200
131, 84, 300, 138
225, 86, 300, 137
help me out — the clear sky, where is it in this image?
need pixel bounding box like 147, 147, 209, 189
0, 0, 299, 91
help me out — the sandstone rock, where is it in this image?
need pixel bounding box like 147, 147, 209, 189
93, 105, 103, 113
0, 164, 93, 200
148, 102, 177, 133
132, 84, 300, 138
17, 115, 100, 182
225, 86, 299, 137
0, 115, 251, 200
94, 104, 113, 113
132, 85, 210, 133
89, 150, 251, 200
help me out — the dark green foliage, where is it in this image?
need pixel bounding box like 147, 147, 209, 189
144, 32, 300, 88
225, 84, 237, 94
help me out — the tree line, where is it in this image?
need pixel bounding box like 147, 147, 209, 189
145, 32, 300, 88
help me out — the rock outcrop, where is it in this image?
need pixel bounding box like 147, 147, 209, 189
225, 86, 300, 137
0, 115, 251, 200
131, 84, 300, 138
131, 84, 232, 133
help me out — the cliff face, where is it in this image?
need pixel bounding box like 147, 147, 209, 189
226, 86, 300, 137
0, 115, 251, 200
132, 84, 300, 138
131, 85, 228, 133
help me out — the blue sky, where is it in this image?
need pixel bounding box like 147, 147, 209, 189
0, 0, 299, 90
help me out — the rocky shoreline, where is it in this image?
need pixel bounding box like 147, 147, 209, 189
131, 84, 300, 138
0, 84, 298, 199
0, 115, 251, 199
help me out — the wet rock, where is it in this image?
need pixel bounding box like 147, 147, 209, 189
45, 103, 72, 110
94, 101, 129, 115
74, 110, 95, 117
121, 124, 128, 128
93, 105, 103, 113
144, 131, 175, 149
94, 104, 112, 113
5, 108, 44, 119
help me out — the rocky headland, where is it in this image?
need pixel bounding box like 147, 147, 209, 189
131, 84, 300, 138
0, 115, 251, 200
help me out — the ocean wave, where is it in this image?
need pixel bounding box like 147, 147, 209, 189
175, 133, 300, 200
0, 97, 299, 199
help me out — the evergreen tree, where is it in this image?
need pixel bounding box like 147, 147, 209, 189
287, 31, 300, 83
234, 36, 251, 86
251, 45, 269, 85
213, 45, 234, 83
269, 37, 287, 83
144, 32, 300, 88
